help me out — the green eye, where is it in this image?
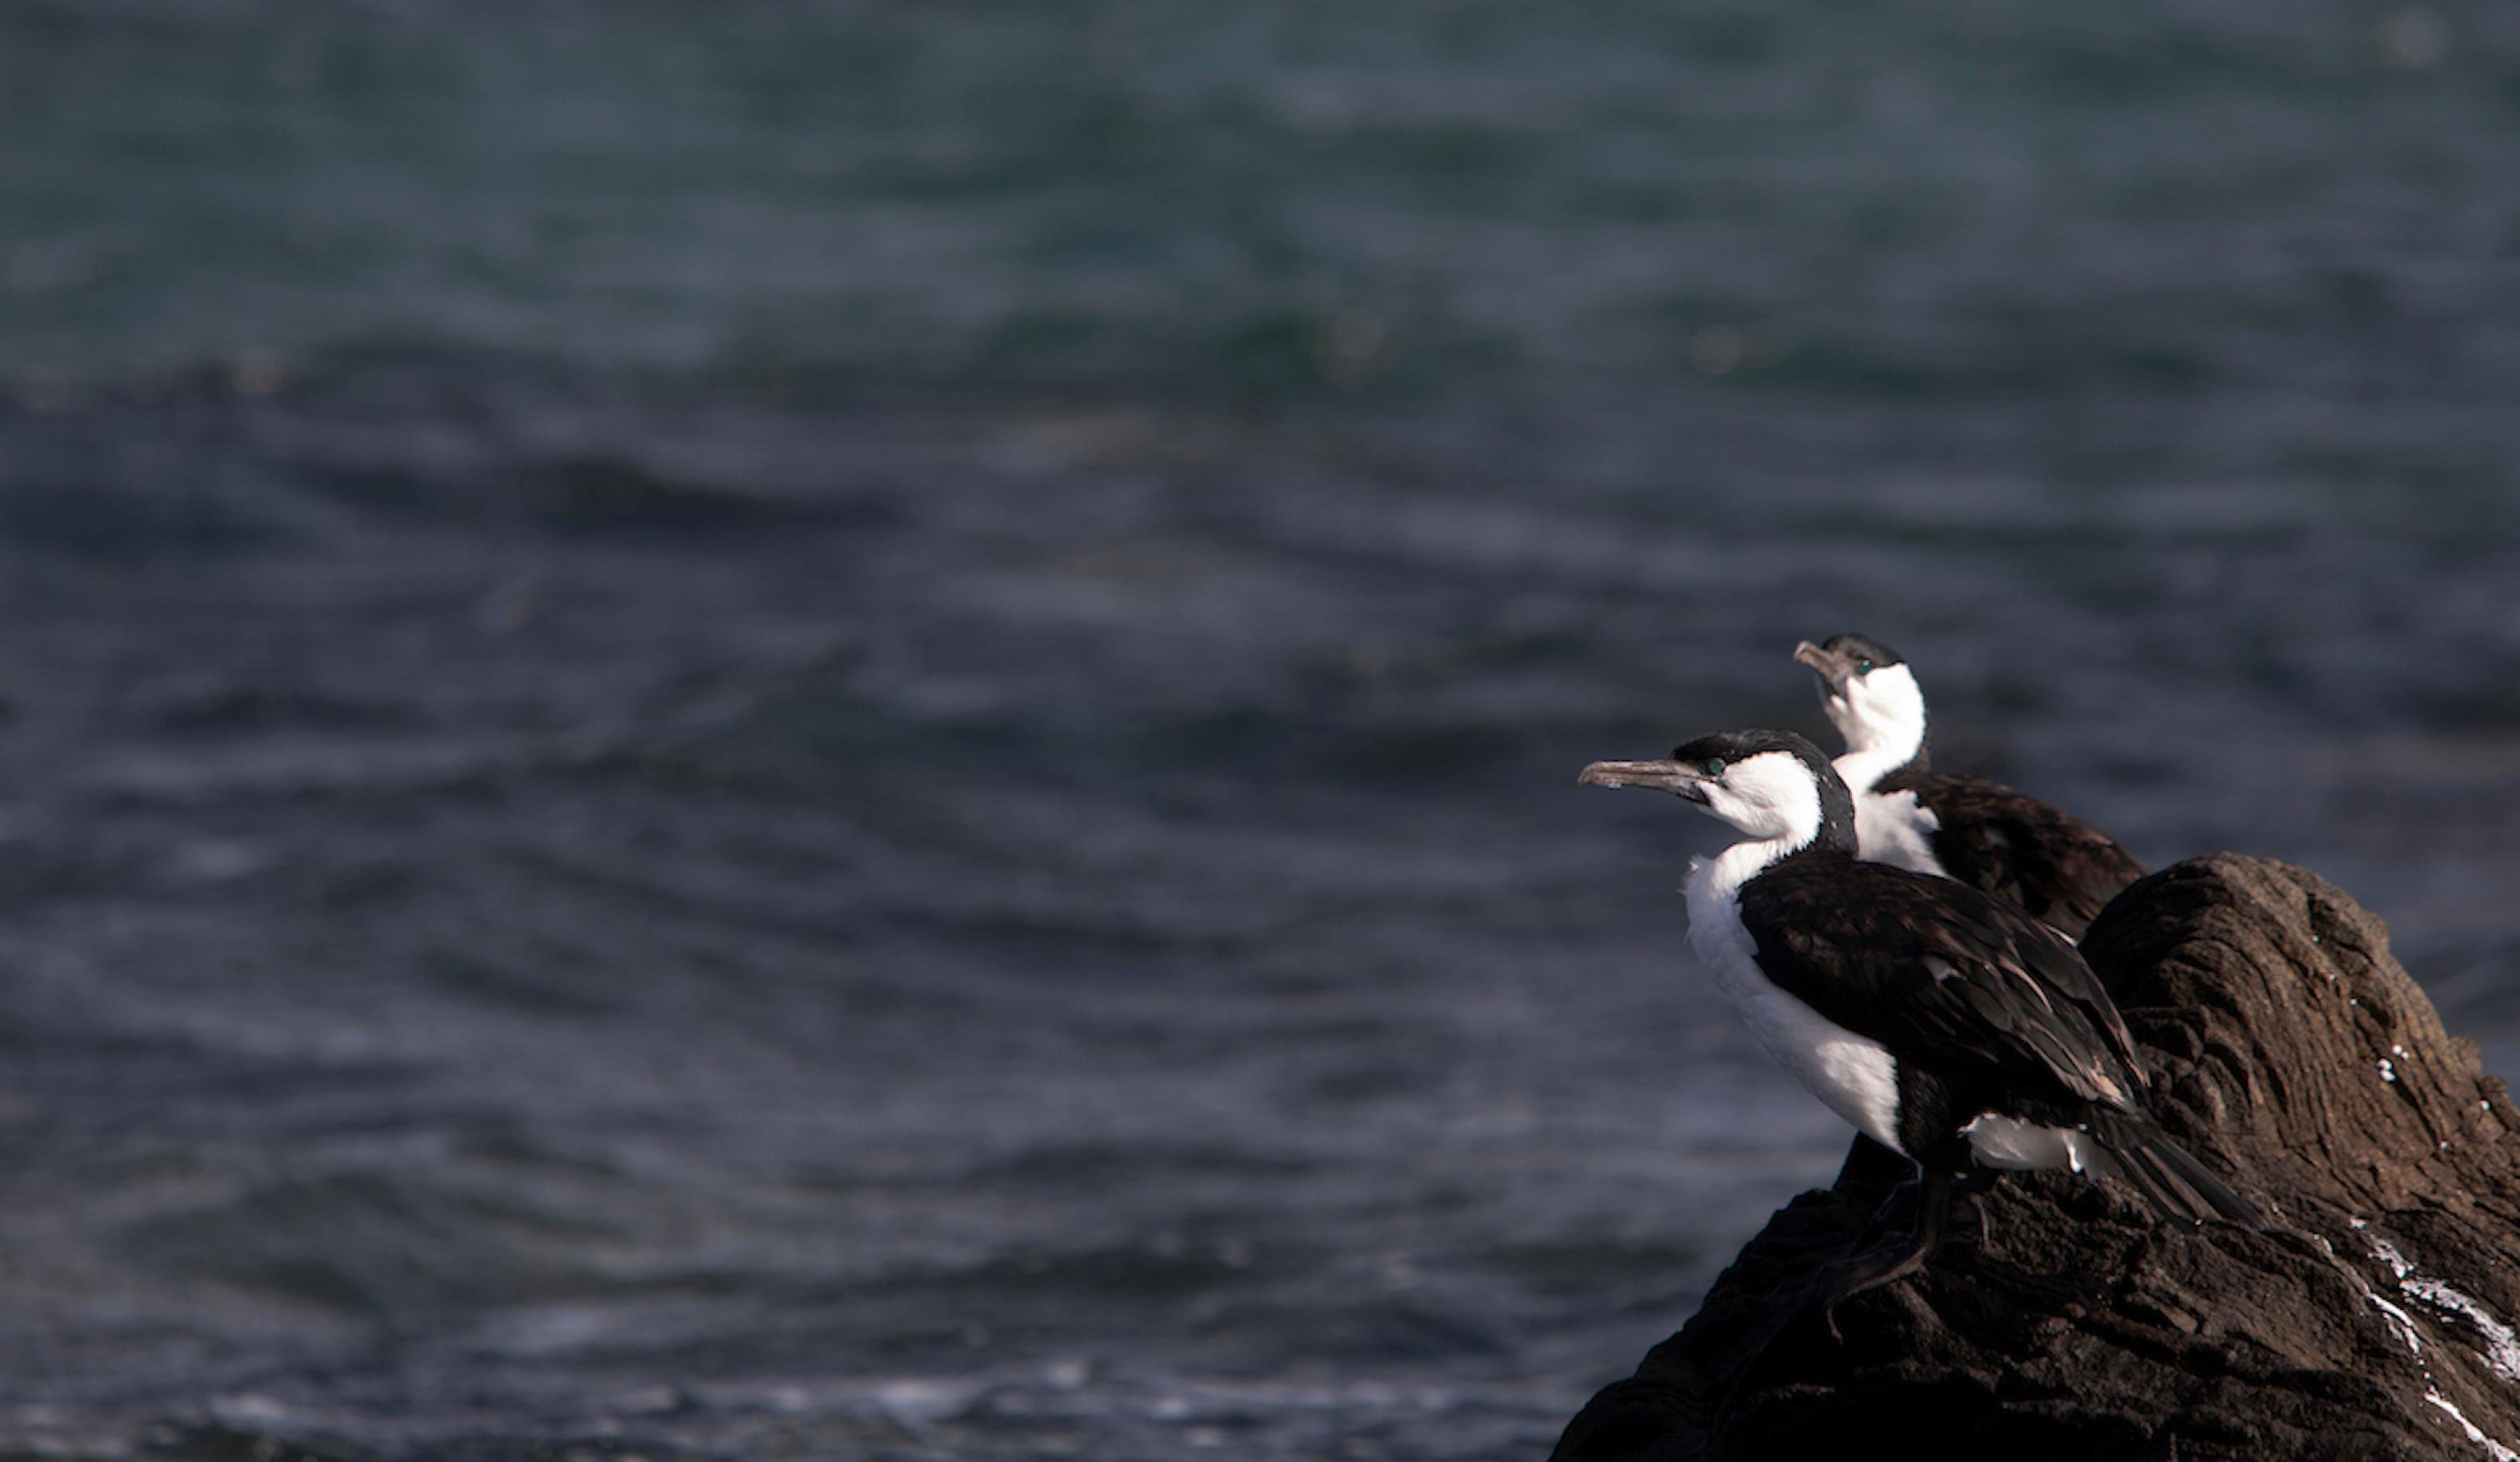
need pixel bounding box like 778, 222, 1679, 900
1702, 757, 1726, 777
1854, 659, 1874, 675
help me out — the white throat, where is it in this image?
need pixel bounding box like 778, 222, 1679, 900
1687, 826, 1800, 913
1681, 752, 1834, 989
1681, 809, 1905, 1158
1695, 749, 1826, 849
1830, 745, 1910, 798
1822, 664, 1926, 794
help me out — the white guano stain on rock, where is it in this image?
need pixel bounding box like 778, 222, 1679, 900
2366, 1228, 2520, 1383
2427, 1392, 2520, 1462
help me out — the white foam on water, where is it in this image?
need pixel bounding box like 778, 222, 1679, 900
874, 1378, 986, 1428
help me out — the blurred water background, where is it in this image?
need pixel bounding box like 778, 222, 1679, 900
5, 2, 2519, 1458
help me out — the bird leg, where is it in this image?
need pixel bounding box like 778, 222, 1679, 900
1815, 1168, 1954, 1342
1951, 1168, 1994, 1246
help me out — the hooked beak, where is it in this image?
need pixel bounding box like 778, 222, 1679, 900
1578, 759, 1710, 804
1793, 639, 1855, 699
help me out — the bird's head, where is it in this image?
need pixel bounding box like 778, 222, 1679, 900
1581, 728, 1855, 850
1792, 633, 1926, 762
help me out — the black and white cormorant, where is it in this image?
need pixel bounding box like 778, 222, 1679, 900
1793, 633, 2145, 941
1580, 729, 2258, 1315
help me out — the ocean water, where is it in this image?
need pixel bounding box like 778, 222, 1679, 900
4, 3, 2519, 1458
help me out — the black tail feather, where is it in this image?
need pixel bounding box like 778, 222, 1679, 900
2088, 1111, 2265, 1230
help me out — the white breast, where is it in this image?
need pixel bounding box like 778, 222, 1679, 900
1686, 846, 1907, 1158
1852, 787, 1947, 879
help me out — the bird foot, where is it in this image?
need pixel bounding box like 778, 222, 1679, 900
1950, 1181, 1991, 1246
1813, 1232, 1934, 1343
1811, 1170, 1962, 1343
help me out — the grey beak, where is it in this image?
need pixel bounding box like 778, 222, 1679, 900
1578, 759, 1710, 803
1793, 639, 1854, 696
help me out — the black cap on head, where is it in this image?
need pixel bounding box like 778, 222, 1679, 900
1818, 632, 1904, 669
1666, 728, 1857, 853
1580, 728, 1858, 854
1668, 727, 1838, 780
1793, 632, 1909, 700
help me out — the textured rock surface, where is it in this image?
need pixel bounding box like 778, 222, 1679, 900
1551, 855, 2520, 1462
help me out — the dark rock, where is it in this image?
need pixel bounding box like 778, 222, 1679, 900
1551, 855, 2520, 1462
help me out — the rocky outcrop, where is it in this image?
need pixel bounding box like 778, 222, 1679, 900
1551, 855, 2520, 1462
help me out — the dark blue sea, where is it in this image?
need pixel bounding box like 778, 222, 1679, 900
4, 3, 2518, 1457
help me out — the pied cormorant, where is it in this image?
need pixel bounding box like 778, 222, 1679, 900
1794, 633, 2144, 941
1581, 729, 2259, 1321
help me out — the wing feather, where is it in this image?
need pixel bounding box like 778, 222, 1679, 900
1890, 773, 2145, 939
1742, 857, 2145, 1109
